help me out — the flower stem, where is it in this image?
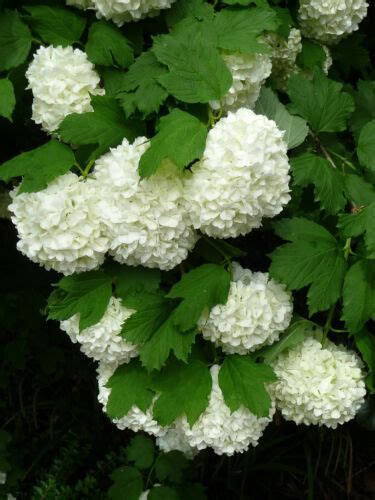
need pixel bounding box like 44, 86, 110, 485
321, 304, 335, 347
82, 159, 94, 177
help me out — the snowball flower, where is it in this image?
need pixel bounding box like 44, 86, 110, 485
267, 28, 302, 91
322, 45, 333, 74
93, 137, 197, 270
97, 361, 164, 436
271, 336, 366, 428
299, 0, 368, 44
92, 0, 177, 25
156, 424, 198, 458
210, 52, 272, 112
163, 365, 275, 456
26, 45, 104, 133
9, 173, 108, 275
60, 297, 138, 364
184, 108, 290, 238
200, 262, 293, 354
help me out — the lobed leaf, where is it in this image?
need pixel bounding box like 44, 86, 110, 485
58, 96, 145, 159
47, 270, 112, 331
288, 70, 354, 133
291, 153, 347, 214
0, 11, 32, 71
152, 359, 212, 426
219, 355, 276, 417
24, 5, 86, 46
0, 140, 75, 193
85, 21, 133, 68
269, 218, 347, 315
342, 259, 375, 333
139, 108, 208, 178
0, 79, 16, 122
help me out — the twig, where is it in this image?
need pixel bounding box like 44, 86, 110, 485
309, 130, 337, 169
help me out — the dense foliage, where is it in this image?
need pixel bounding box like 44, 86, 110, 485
1, 0, 375, 497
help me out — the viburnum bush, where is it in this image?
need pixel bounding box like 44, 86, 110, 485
0, 0, 374, 477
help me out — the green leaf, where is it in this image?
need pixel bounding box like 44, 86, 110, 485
106, 359, 155, 419
102, 68, 129, 97
120, 292, 197, 371
58, 96, 144, 159
166, 0, 214, 26
259, 317, 316, 365
126, 435, 155, 470
0, 79, 16, 121
194, 237, 246, 264
109, 264, 160, 299
85, 21, 133, 68
24, 5, 86, 46
153, 36, 232, 103
167, 264, 231, 332
152, 359, 212, 426
269, 218, 347, 314
255, 87, 308, 149
288, 70, 355, 133
139, 314, 197, 371
121, 293, 172, 345
0, 140, 75, 193
214, 7, 279, 54
108, 466, 143, 500
357, 120, 375, 171
296, 40, 326, 71
149, 487, 179, 500
138, 108, 208, 178
219, 355, 276, 417
354, 329, 375, 390
344, 174, 375, 206
350, 80, 375, 137
342, 259, 375, 332
0, 10, 32, 71
154, 451, 189, 483
47, 270, 112, 331
291, 153, 346, 214
339, 203, 375, 258
118, 51, 169, 117
223, 0, 267, 4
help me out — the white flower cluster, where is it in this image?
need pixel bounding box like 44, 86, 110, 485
158, 365, 275, 456
67, 0, 176, 24
184, 108, 290, 238
26, 46, 104, 133
93, 138, 197, 271
299, 0, 368, 44
200, 263, 293, 354
267, 28, 302, 91
271, 336, 366, 428
267, 29, 332, 90
60, 297, 138, 364
156, 424, 198, 458
9, 173, 108, 275
10, 137, 197, 274
97, 362, 274, 456
97, 361, 164, 436
210, 52, 272, 112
